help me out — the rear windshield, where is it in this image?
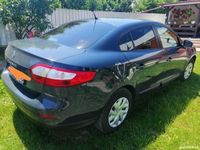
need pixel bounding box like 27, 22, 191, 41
42, 20, 115, 49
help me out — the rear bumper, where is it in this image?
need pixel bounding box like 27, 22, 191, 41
1, 70, 101, 128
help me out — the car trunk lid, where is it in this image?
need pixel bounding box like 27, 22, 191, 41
6, 38, 85, 65
5, 38, 85, 96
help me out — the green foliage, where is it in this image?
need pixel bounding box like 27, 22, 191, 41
134, 0, 178, 12
59, 0, 177, 12
101, 0, 133, 12
59, 0, 178, 12
85, 0, 103, 11
60, 0, 86, 9
0, 0, 57, 39
60, 0, 133, 12
114, 0, 132, 12
0, 0, 3, 14
53, 0, 61, 8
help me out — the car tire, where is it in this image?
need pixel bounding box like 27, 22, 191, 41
95, 88, 132, 133
181, 59, 195, 80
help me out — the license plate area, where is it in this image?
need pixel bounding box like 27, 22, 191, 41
7, 64, 31, 85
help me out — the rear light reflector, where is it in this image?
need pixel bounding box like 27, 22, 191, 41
39, 113, 57, 120
30, 64, 96, 87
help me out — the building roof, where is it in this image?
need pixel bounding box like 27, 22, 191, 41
162, 1, 200, 7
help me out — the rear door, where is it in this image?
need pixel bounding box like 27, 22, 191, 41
154, 25, 188, 84
121, 25, 167, 93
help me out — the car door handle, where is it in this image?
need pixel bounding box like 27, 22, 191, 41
167, 57, 172, 62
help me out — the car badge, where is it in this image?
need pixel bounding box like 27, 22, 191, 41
11, 50, 16, 60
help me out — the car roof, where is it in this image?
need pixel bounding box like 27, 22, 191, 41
47, 18, 163, 35
94, 18, 161, 27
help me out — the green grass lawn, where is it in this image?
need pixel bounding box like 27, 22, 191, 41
0, 54, 200, 150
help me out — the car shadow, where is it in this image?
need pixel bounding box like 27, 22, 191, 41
13, 73, 200, 150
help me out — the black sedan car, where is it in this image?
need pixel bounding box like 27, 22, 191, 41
2, 18, 196, 133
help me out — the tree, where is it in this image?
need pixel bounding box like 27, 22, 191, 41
60, 0, 86, 9
0, 0, 3, 13
85, 0, 103, 11
60, 0, 133, 12
114, 0, 133, 12
0, 0, 57, 39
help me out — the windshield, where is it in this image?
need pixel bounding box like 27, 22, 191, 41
42, 20, 115, 49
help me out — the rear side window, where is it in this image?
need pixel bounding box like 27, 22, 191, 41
119, 33, 134, 51
131, 26, 159, 50
156, 26, 178, 48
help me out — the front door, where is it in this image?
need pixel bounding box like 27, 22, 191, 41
155, 25, 188, 84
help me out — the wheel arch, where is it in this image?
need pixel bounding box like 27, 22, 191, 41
191, 55, 196, 63
121, 85, 136, 101
107, 84, 137, 105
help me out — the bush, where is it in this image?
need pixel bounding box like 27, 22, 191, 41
0, 0, 58, 39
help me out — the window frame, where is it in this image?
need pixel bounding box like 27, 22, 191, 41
118, 24, 162, 52
118, 32, 135, 51
117, 30, 135, 52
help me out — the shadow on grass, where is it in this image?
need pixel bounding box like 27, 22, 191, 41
13, 73, 200, 150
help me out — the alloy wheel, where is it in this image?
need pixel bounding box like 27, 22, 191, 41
108, 97, 129, 128
184, 62, 193, 80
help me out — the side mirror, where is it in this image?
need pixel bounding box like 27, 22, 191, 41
183, 40, 193, 48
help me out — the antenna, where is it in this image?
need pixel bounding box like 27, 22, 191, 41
92, 11, 98, 20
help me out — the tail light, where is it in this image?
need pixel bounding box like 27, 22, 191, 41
30, 64, 96, 87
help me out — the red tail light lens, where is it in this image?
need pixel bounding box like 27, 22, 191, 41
30, 64, 96, 87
